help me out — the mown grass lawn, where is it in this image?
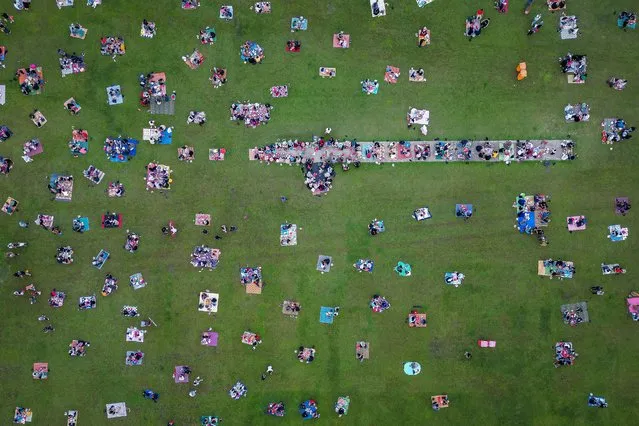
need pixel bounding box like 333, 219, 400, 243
1, 1, 638, 425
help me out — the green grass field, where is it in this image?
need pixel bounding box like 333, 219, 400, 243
1, 0, 639, 425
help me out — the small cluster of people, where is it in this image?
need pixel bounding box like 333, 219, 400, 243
228, 381, 247, 400
209, 67, 226, 88
65, 98, 81, 115
178, 145, 194, 162
17, 65, 44, 95
181, 0, 199, 9
0, 125, 13, 142
48, 175, 73, 198
104, 137, 137, 161
544, 259, 575, 279
240, 266, 261, 284
107, 85, 122, 105
409, 67, 425, 81
266, 402, 285, 416
58, 51, 86, 76
616, 198, 631, 216
465, 10, 490, 39
230, 102, 272, 127
361, 79, 379, 95
559, 52, 587, 83
0, 11, 13, 34
602, 118, 635, 143
354, 258, 374, 272
607, 77, 627, 91
140, 19, 156, 38
187, 110, 206, 125
126, 351, 144, 365
102, 274, 118, 296
23, 138, 41, 156
554, 341, 577, 367
69, 339, 91, 356
296, 346, 316, 363
370, 295, 390, 313
191, 246, 221, 270
240, 40, 264, 63
49, 288, 66, 307
13, 284, 40, 304
199, 26, 216, 44
55, 246, 73, 264
124, 232, 140, 252
368, 218, 384, 236
617, 11, 636, 29
564, 103, 590, 122
102, 212, 121, 228
107, 181, 125, 197
100, 36, 125, 57
122, 305, 139, 317
146, 163, 171, 190
139, 73, 165, 106
562, 306, 585, 327
0, 156, 13, 175
303, 160, 334, 195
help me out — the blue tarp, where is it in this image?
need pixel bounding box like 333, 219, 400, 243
319, 306, 334, 324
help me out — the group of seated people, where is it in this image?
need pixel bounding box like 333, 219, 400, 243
562, 306, 585, 327
564, 103, 589, 122
59, 51, 86, 75
102, 274, 118, 296
368, 219, 384, 235
240, 267, 261, 284
104, 137, 136, 161
199, 26, 216, 44
0, 156, 12, 175
296, 346, 316, 363
0, 125, 13, 142
182, 0, 199, 8
603, 118, 635, 143
107, 181, 125, 197
210, 67, 227, 88
251, 138, 360, 164
370, 295, 390, 313
554, 341, 577, 367
79, 295, 96, 310
544, 259, 575, 278
65, 98, 81, 114
266, 402, 285, 416
122, 305, 139, 317
361, 79, 379, 94
240, 40, 264, 64
56, 246, 74, 264
92, 250, 109, 268
124, 232, 140, 252
409, 67, 425, 81
100, 36, 125, 56
107, 85, 122, 104
178, 145, 195, 162
465, 11, 490, 38
230, 102, 272, 127
102, 212, 121, 228
616, 198, 631, 215
618, 11, 636, 29
228, 381, 247, 400
559, 52, 587, 82
187, 110, 207, 125
607, 77, 627, 91
23, 138, 41, 156
139, 73, 165, 106
69, 339, 89, 357
303, 160, 334, 195
17, 66, 44, 95
49, 288, 66, 307
48, 175, 73, 197
191, 246, 221, 270
126, 351, 144, 365
146, 163, 171, 189
140, 19, 156, 38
